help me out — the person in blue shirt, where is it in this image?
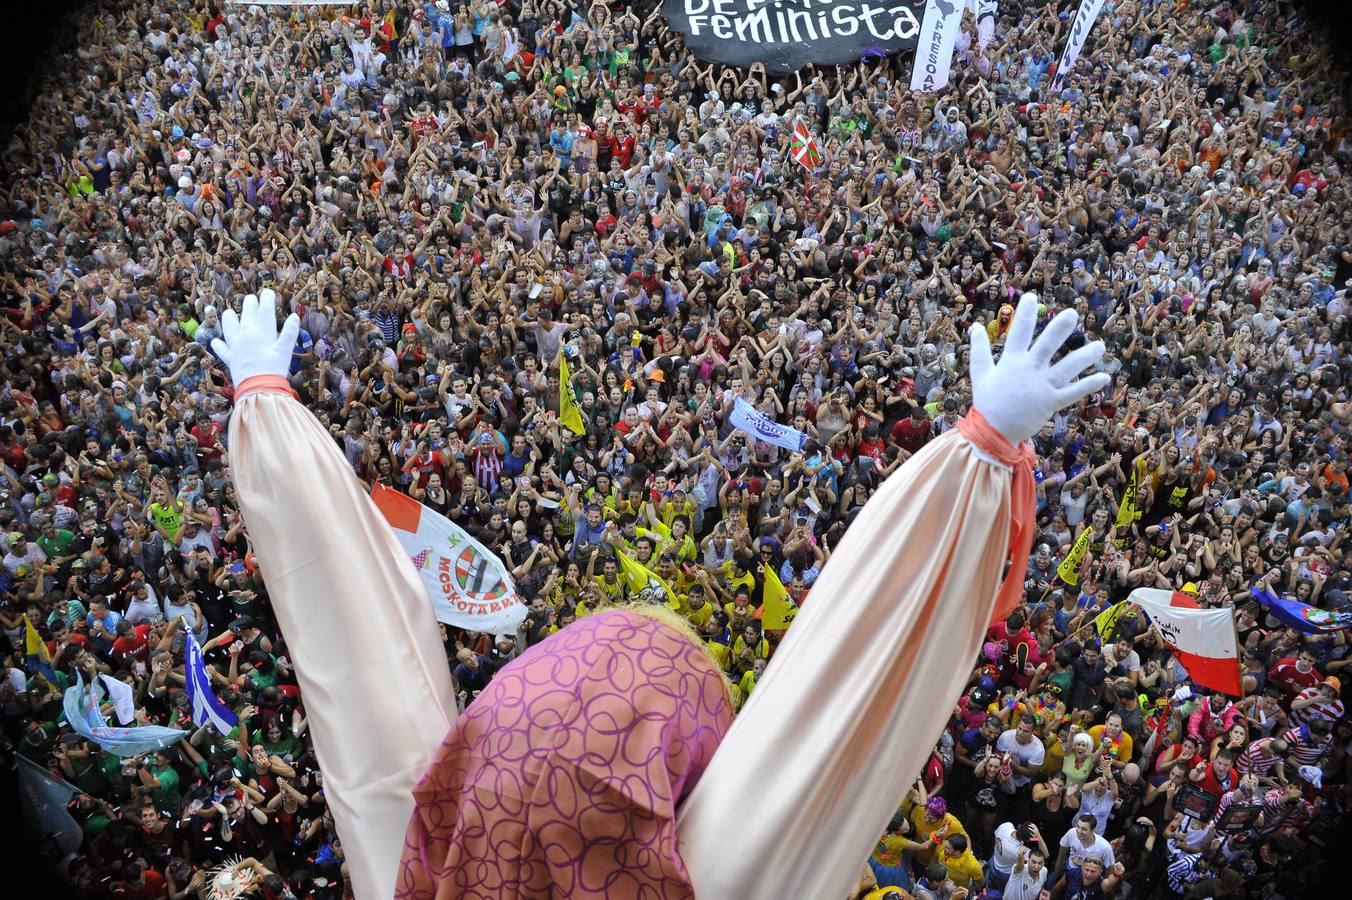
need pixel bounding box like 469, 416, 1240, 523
290, 327, 315, 375
86, 596, 124, 656
548, 126, 574, 169
435, 3, 456, 58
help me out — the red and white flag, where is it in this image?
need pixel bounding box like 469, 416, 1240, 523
1127, 588, 1241, 695
789, 120, 821, 171
371, 483, 527, 634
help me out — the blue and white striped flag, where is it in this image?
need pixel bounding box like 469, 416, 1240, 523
186, 634, 238, 736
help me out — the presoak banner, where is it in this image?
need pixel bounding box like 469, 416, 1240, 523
662, 0, 924, 74
909, 0, 964, 92
1050, 0, 1106, 92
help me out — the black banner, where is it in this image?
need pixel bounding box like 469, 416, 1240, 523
661, 0, 925, 74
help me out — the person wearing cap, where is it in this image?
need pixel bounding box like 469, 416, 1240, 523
3, 531, 49, 579
1289, 676, 1344, 727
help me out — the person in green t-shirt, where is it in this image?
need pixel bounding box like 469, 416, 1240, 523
17, 718, 56, 759
36, 519, 76, 566
148, 479, 186, 545
137, 750, 183, 811
258, 716, 303, 763
55, 738, 109, 795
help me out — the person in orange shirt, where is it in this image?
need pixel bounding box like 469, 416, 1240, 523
1320, 456, 1349, 496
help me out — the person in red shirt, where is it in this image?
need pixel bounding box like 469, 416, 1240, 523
856, 424, 886, 467
190, 413, 224, 465
987, 609, 1034, 657
111, 620, 153, 666
383, 248, 415, 279
1188, 745, 1238, 797
1269, 647, 1323, 704
204, 6, 226, 41
608, 121, 636, 168
109, 861, 166, 899
1290, 165, 1328, 196
0, 425, 25, 471
46, 618, 90, 656
402, 440, 449, 489
891, 406, 932, 455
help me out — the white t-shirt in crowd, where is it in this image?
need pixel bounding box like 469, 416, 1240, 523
1059, 827, 1115, 870
1078, 784, 1115, 834
989, 821, 1021, 876
1004, 864, 1049, 900
996, 729, 1047, 788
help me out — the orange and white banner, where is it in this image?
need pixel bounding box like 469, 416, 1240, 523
371, 483, 528, 634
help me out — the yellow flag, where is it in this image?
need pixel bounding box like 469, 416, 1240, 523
558, 350, 586, 435
616, 550, 680, 609
23, 614, 57, 691
1057, 527, 1093, 586
1115, 470, 1141, 528
1093, 601, 1127, 642
762, 563, 798, 630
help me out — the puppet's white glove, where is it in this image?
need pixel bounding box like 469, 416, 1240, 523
968, 292, 1109, 447
211, 289, 300, 388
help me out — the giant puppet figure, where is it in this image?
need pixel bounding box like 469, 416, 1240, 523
213, 291, 1107, 900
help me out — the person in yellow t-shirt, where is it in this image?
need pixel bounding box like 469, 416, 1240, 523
583, 475, 619, 513
588, 555, 626, 603
656, 555, 692, 595
935, 833, 984, 890
908, 796, 967, 867
705, 636, 732, 673
657, 490, 696, 529
700, 610, 734, 674
724, 589, 760, 633
720, 556, 756, 599
613, 484, 650, 521
1042, 719, 1074, 776
737, 657, 766, 699
683, 584, 714, 629
1087, 713, 1134, 768
730, 622, 770, 677
543, 562, 585, 612
637, 510, 698, 563
873, 814, 924, 870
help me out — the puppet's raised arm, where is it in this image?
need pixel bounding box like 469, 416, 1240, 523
216, 292, 457, 900
675, 294, 1108, 900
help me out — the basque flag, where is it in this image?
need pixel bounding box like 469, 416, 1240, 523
186, 632, 238, 736
789, 120, 821, 171
1127, 588, 1242, 696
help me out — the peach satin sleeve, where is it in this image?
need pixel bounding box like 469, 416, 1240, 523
228, 386, 458, 900
675, 417, 1031, 900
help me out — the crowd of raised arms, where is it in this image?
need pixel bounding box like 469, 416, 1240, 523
0, 0, 1349, 897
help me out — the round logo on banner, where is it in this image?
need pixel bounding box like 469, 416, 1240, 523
452, 545, 511, 602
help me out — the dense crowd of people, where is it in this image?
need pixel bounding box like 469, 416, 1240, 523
0, 0, 1350, 896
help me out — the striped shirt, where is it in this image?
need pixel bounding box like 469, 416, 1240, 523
1166, 848, 1201, 894
1289, 686, 1343, 727
1283, 726, 1333, 767
1258, 788, 1313, 832
1235, 737, 1282, 778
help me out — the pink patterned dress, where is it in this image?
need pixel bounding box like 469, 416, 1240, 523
396, 610, 734, 899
